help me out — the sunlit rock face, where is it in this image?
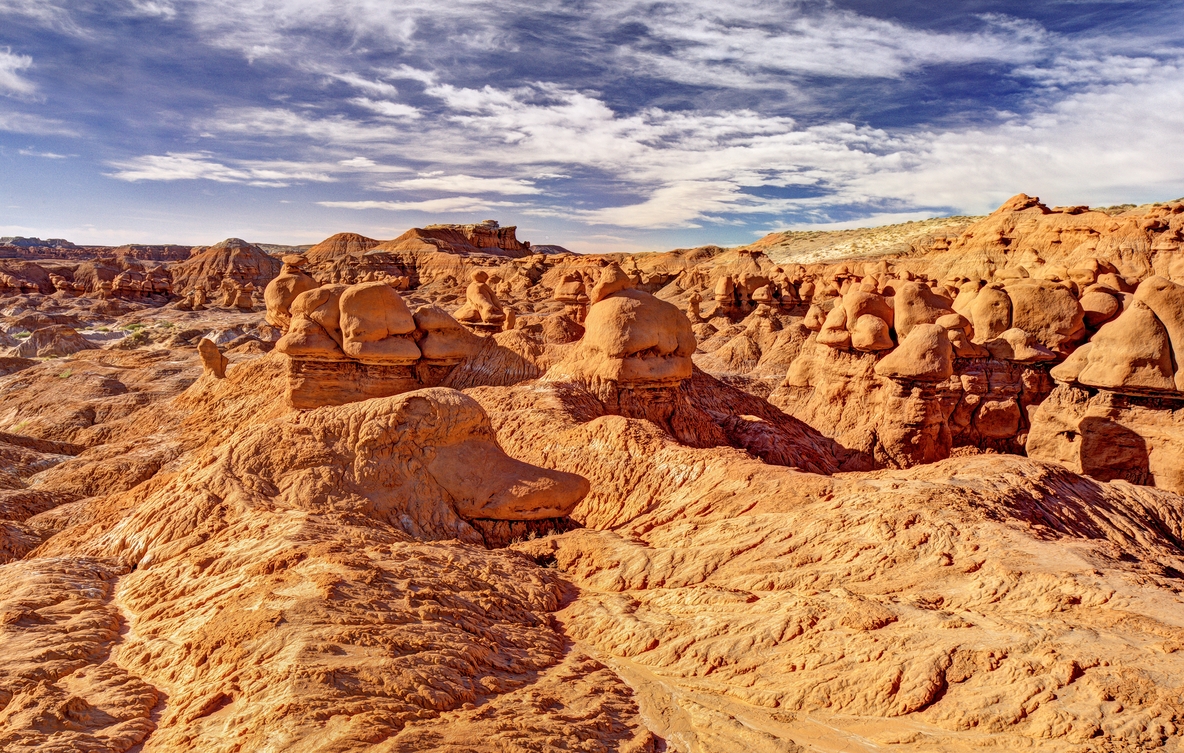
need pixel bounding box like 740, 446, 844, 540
4, 197, 1184, 752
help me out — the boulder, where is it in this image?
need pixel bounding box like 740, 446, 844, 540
874, 324, 953, 382
969, 285, 1012, 343
339, 282, 421, 364
984, 328, 1056, 363
1075, 302, 1176, 394
264, 259, 319, 330
893, 281, 954, 340
548, 266, 695, 386
1079, 290, 1121, 329
1133, 276, 1184, 391
850, 314, 894, 352
1005, 280, 1086, 354
816, 305, 851, 349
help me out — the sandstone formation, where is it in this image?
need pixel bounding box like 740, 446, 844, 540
170, 238, 282, 298
2, 199, 1184, 752
11, 325, 96, 358
272, 278, 481, 409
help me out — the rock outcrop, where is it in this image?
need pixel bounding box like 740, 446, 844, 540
272, 279, 481, 408
12, 325, 96, 358
170, 238, 282, 298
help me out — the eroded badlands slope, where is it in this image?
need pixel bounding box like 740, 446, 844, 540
0, 202, 1183, 751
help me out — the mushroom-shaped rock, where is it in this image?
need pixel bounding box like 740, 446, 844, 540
233, 285, 254, 310
970, 285, 1013, 344
264, 259, 318, 330
874, 323, 953, 382
339, 281, 421, 364
952, 280, 984, 317
893, 281, 954, 340
1050, 342, 1093, 384
935, 312, 970, 334
549, 268, 695, 386
1076, 302, 1177, 393
197, 337, 228, 379
687, 290, 703, 322
591, 263, 636, 305
553, 272, 587, 303
1133, 276, 1184, 390
843, 289, 894, 330
984, 328, 1056, 363
276, 285, 351, 361
413, 306, 481, 363
1005, 280, 1086, 354
850, 314, 894, 351
751, 285, 774, 306
948, 328, 989, 358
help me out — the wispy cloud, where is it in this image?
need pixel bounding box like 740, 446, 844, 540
3, 0, 1184, 245
0, 48, 34, 95
378, 174, 540, 195
349, 97, 421, 119
107, 152, 337, 187
320, 196, 520, 213
0, 110, 76, 135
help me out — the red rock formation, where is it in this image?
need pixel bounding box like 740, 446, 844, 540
170, 238, 282, 297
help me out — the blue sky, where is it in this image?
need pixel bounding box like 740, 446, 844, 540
1, 0, 1182, 252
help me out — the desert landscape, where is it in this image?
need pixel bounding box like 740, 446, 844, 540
0, 194, 1182, 751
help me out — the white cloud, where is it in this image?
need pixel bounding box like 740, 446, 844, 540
126, 0, 177, 19
332, 72, 398, 96
350, 97, 421, 119
18, 149, 70, 158
0, 110, 75, 135
320, 196, 520, 213
0, 0, 84, 35
0, 49, 35, 95
209, 107, 411, 143
378, 174, 540, 195
107, 152, 337, 186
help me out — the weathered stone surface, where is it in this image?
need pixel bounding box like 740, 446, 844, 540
1028, 383, 1184, 493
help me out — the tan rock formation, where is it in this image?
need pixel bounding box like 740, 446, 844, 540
874, 323, 954, 382
171, 237, 282, 297
1028, 384, 1184, 493
197, 337, 228, 378
893, 281, 955, 339
12, 325, 96, 359
549, 264, 695, 387
454, 270, 506, 326
1004, 279, 1085, 354
339, 281, 421, 364
263, 256, 318, 330
1133, 275, 1184, 391
969, 284, 1012, 343
1075, 302, 1176, 393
